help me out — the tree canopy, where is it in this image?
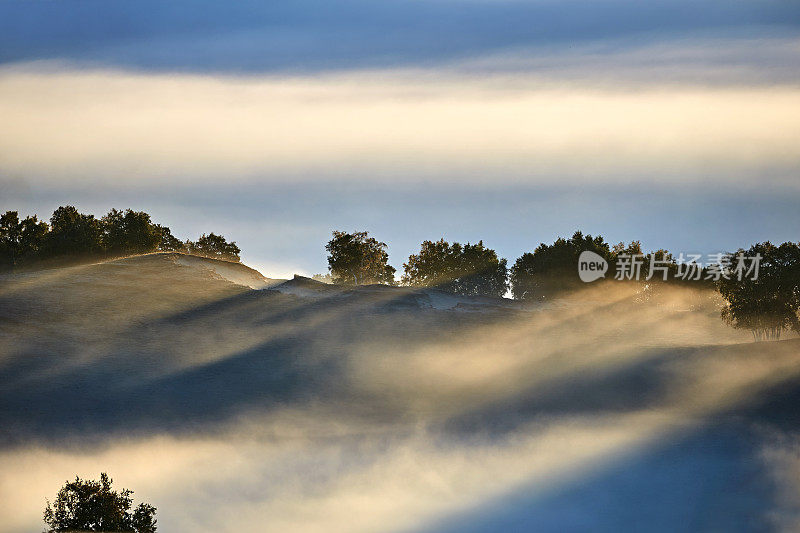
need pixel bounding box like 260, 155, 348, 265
326, 230, 396, 285
46, 206, 104, 258
0, 210, 48, 269
718, 241, 800, 341
187, 232, 241, 262
510, 231, 614, 300
155, 224, 185, 252
402, 239, 508, 297
44, 473, 156, 533
101, 209, 163, 256
0, 206, 241, 271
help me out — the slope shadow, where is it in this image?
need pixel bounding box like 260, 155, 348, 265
442, 339, 800, 439
0, 332, 340, 449
422, 340, 800, 532
418, 421, 784, 533
441, 344, 702, 438
0, 285, 498, 449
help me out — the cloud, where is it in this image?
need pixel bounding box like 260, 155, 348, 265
1, 62, 799, 190
456, 35, 800, 86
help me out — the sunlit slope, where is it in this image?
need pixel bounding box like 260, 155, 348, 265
0, 256, 799, 532
0, 252, 279, 322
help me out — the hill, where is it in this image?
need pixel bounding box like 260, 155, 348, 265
0, 255, 799, 532
271, 274, 525, 312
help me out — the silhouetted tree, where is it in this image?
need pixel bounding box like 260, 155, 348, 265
0, 206, 243, 268
187, 232, 240, 261
457, 241, 508, 297
402, 239, 459, 290
0, 210, 48, 269
610, 241, 679, 282
43, 473, 156, 533
101, 209, 162, 256
403, 239, 508, 297
45, 206, 103, 258
644, 249, 676, 278
718, 241, 800, 341
510, 231, 613, 300
326, 230, 395, 285
154, 225, 185, 252
611, 240, 643, 256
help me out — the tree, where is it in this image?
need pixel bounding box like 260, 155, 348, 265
45, 206, 103, 258
0, 210, 48, 269
457, 241, 508, 297
1, 206, 241, 267
510, 231, 613, 300
101, 209, 162, 256
43, 473, 156, 533
187, 232, 240, 261
611, 240, 643, 256
718, 241, 800, 341
402, 239, 460, 290
326, 230, 395, 285
402, 239, 508, 297
154, 225, 185, 252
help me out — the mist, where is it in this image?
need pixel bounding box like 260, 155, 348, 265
2, 256, 799, 531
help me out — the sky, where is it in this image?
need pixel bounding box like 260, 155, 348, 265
1, 0, 799, 278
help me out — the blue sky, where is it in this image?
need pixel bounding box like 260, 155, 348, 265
1, 0, 799, 277
2, 0, 799, 73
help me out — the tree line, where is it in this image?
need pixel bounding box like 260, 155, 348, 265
324, 230, 800, 341
0, 206, 240, 271
3, 215, 796, 341
324, 230, 692, 297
